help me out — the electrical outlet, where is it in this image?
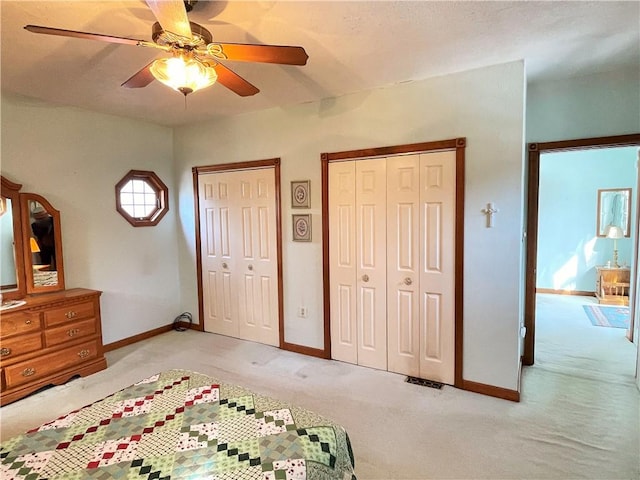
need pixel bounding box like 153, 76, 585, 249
298, 306, 308, 318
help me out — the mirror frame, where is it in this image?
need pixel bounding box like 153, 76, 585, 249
0, 176, 27, 300
596, 187, 632, 238
21, 193, 65, 294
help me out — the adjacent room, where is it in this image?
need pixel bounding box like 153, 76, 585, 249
534, 146, 637, 382
1, 1, 639, 479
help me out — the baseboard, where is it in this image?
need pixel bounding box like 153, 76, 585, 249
281, 341, 330, 359
536, 288, 595, 297
103, 322, 198, 352
461, 379, 520, 402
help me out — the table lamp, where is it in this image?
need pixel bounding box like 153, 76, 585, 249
604, 224, 624, 268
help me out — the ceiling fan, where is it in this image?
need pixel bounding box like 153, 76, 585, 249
24, 0, 309, 97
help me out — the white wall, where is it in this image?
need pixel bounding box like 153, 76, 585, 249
175, 61, 526, 391
527, 67, 640, 143
0, 94, 181, 344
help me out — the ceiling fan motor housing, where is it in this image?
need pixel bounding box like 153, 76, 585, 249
151, 21, 212, 47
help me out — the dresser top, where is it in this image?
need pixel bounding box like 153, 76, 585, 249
1, 288, 101, 314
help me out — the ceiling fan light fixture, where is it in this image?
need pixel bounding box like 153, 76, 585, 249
149, 55, 217, 96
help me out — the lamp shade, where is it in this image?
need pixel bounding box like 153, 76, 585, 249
30, 237, 40, 253
150, 55, 217, 96
604, 224, 624, 239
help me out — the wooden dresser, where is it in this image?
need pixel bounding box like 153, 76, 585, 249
0, 288, 106, 406
595, 266, 630, 306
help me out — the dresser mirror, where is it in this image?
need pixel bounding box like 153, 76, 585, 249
21, 193, 65, 294
0, 176, 65, 301
0, 177, 27, 301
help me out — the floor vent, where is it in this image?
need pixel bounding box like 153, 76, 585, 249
406, 376, 444, 389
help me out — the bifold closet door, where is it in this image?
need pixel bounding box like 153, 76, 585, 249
418, 150, 456, 384
235, 168, 279, 347
386, 151, 456, 383
386, 154, 421, 377
198, 168, 279, 347
329, 159, 387, 369
199, 171, 238, 338
355, 159, 387, 369
329, 161, 357, 364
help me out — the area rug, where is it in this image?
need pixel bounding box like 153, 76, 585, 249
583, 304, 630, 328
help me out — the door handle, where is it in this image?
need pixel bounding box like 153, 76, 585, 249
248, 264, 254, 271
222, 262, 228, 269
361, 274, 369, 282
404, 277, 413, 286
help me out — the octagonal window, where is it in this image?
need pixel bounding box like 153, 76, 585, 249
115, 170, 168, 227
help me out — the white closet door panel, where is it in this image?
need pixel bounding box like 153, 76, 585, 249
356, 159, 387, 370
200, 172, 238, 337
329, 162, 357, 363
387, 155, 420, 376
237, 168, 279, 346
419, 151, 456, 384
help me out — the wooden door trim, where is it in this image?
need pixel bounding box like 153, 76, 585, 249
321, 137, 466, 387
192, 159, 285, 348
524, 133, 640, 366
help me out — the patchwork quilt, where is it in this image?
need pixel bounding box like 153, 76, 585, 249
1, 369, 356, 480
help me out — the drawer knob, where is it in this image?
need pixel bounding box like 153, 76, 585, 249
0, 347, 12, 357
67, 328, 80, 337
65, 311, 77, 319
78, 349, 90, 358
25, 319, 32, 325
22, 367, 36, 377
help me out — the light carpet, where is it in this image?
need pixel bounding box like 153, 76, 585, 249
1, 295, 638, 479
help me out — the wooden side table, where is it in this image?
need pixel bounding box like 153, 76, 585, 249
595, 266, 630, 305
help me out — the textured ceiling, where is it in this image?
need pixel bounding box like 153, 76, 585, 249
1, 1, 638, 127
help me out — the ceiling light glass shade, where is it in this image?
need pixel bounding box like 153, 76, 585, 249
150, 56, 217, 96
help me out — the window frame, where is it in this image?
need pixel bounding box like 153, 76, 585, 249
115, 170, 169, 227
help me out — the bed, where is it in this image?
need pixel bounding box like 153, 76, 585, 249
0, 369, 356, 479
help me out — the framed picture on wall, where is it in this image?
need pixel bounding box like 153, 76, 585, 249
291, 180, 310, 208
292, 214, 311, 242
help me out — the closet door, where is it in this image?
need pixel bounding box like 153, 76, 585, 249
419, 150, 456, 384
199, 172, 238, 337
386, 154, 420, 376
329, 161, 358, 363
236, 169, 279, 347
355, 159, 387, 369
199, 168, 279, 347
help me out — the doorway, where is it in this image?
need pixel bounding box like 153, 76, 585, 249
524, 134, 640, 378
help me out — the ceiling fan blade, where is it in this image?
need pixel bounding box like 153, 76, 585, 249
146, 0, 192, 39
213, 43, 309, 66
24, 25, 148, 46
122, 62, 156, 88
213, 63, 259, 97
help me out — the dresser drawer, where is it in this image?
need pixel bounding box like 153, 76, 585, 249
44, 301, 95, 327
0, 332, 42, 361
0, 312, 41, 339
4, 339, 98, 389
45, 318, 96, 347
